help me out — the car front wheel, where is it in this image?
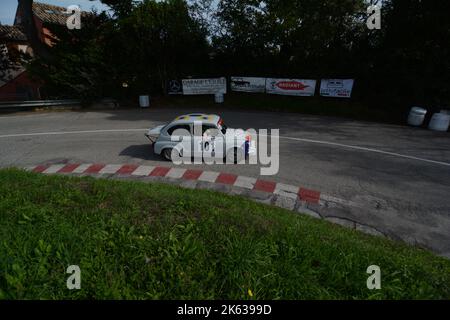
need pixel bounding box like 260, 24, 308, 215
162, 148, 173, 161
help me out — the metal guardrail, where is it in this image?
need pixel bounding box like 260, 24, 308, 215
0, 99, 119, 109
0, 99, 82, 109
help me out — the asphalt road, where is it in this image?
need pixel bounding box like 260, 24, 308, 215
1, 108, 450, 256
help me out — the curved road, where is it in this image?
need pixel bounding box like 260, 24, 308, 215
1, 108, 450, 256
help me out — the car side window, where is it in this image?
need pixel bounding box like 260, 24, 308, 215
202, 124, 220, 136
167, 124, 191, 136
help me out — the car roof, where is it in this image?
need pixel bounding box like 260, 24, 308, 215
170, 113, 221, 126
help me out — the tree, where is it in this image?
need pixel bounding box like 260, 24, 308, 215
27, 0, 210, 99
369, 0, 450, 105
98, 0, 136, 18
211, 0, 366, 77
107, 0, 210, 94
27, 12, 115, 100
22, 0, 450, 107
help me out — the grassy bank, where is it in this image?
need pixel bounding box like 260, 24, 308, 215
0, 169, 449, 299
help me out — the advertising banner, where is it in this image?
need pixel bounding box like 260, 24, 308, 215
320, 79, 354, 98
182, 77, 227, 95
230, 77, 266, 93
266, 78, 316, 96
167, 79, 183, 95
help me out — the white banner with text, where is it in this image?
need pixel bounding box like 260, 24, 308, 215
182, 78, 227, 95
320, 79, 354, 98
230, 77, 266, 93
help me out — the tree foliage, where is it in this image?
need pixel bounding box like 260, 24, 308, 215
211, 0, 367, 77
209, 0, 450, 105
108, 0, 210, 94
27, 12, 114, 100
23, 0, 450, 106
27, 0, 209, 99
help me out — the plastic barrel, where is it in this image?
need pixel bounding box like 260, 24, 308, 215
214, 93, 224, 104
139, 95, 150, 108
428, 113, 450, 131
407, 106, 427, 126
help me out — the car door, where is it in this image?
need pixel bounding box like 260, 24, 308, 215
200, 124, 225, 160
165, 124, 192, 158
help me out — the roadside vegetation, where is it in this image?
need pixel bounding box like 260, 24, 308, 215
20, 0, 449, 112
1, 169, 449, 299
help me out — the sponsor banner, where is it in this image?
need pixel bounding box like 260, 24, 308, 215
266, 78, 316, 96
167, 79, 183, 95
320, 79, 354, 98
230, 76, 266, 93
182, 77, 227, 95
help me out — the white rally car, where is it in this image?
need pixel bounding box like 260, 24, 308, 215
145, 113, 256, 163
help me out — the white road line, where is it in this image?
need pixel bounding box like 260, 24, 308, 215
1, 128, 449, 167
264, 134, 450, 167
0, 114, 60, 120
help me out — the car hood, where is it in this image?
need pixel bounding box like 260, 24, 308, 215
146, 125, 165, 136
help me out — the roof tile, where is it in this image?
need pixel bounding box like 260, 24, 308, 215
0, 25, 27, 41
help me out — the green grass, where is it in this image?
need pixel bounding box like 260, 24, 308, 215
151, 93, 408, 125
0, 169, 449, 300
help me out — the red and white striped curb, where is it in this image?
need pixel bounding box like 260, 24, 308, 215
25, 163, 322, 204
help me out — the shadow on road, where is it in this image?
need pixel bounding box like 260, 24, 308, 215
119, 144, 162, 161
